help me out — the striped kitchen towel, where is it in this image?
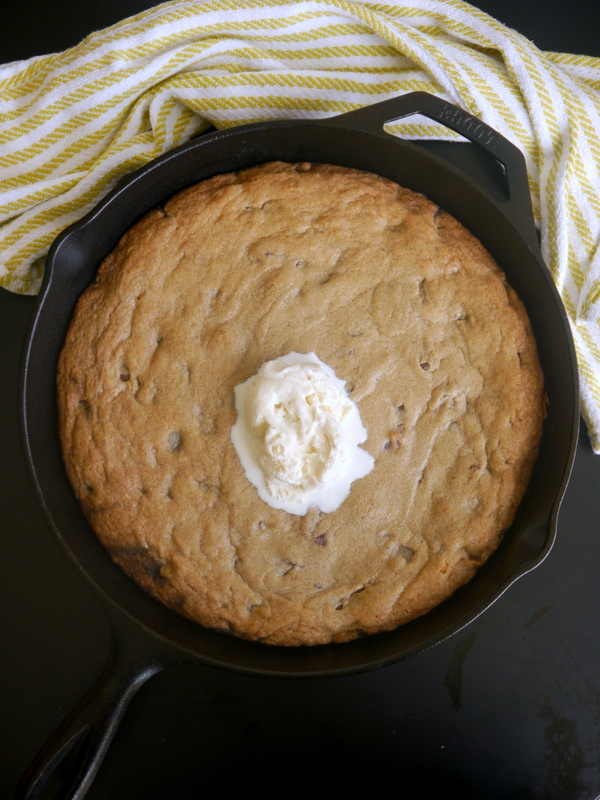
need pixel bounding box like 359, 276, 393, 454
1, 0, 600, 449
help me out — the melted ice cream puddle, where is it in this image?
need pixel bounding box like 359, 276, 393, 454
231, 352, 374, 516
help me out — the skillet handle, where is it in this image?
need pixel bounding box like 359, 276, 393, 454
16, 609, 179, 800
330, 91, 539, 253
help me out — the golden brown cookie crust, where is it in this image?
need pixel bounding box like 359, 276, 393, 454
57, 162, 545, 646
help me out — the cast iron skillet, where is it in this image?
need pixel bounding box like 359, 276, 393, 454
18, 92, 579, 799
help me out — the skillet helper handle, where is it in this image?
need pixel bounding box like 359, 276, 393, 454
16, 612, 175, 800
333, 91, 539, 253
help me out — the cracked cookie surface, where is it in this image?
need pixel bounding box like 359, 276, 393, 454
57, 161, 545, 646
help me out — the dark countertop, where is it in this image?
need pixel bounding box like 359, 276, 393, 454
2, 2, 600, 798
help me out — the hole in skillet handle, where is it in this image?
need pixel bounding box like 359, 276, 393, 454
20, 726, 92, 800
325, 91, 539, 255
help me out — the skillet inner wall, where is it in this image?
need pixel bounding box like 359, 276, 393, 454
25, 121, 573, 674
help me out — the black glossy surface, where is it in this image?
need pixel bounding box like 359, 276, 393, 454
2, 2, 600, 798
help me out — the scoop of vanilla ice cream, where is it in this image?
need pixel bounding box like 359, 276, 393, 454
230, 352, 374, 516
245, 359, 353, 497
